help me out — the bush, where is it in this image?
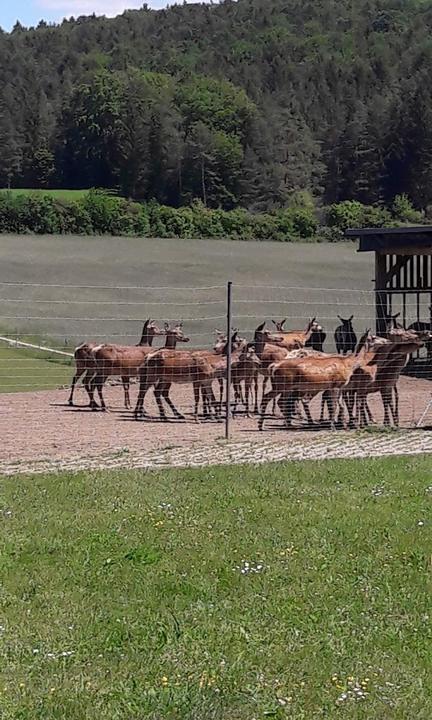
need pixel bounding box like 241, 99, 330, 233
149, 205, 197, 238
392, 194, 424, 224
190, 202, 225, 238
326, 200, 393, 231
326, 200, 366, 230
0, 190, 413, 241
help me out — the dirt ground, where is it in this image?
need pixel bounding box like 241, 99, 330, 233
2, 376, 432, 470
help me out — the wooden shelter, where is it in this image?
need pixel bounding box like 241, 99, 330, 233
345, 226, 432, 336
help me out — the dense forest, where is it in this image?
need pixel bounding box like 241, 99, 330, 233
1, 0, 432, 211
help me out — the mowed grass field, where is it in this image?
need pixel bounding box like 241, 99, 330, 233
0, 345, 71, 393
0, 189, 90, 201
1, 456, 431, 719
0, 235, 375, 354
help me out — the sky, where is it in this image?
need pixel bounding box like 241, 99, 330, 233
0, 1, 212, 31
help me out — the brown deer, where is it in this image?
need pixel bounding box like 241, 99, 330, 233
259, 331, 371, 430
88, 322, 189, 411
354, 331, 427, 427
134, 332, 255, 422
68, 319, 164, 408
266, 317, 317, 351
212, 331, 259, 416
273, 318, 326, 352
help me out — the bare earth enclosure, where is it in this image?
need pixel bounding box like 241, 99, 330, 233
1, 234, 432, 473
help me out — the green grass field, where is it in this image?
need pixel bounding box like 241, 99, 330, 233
0, 189, 90, 201
1, 456, 431, 719
0, 345, 72, 392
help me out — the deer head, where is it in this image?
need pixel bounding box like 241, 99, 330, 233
355, 329, 372, 354
241, 344, 261, 368
305, 317, 317, 334
338, 315, 354, 326
272, 318, 287, 332
138, 318, 164, 345
164, 322, 190, 347
214, 331, 227, 354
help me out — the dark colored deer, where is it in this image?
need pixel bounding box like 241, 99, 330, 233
334, 315, 357, 354
408, 306, 432, 359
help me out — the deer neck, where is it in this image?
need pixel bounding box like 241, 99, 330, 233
164, 335, 177, 349
138, 332, 154, 347
254, 334, 267, 357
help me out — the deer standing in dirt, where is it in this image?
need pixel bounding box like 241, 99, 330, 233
334, 315, 357, 354
88, 322, 189, 411
134, 332, 258, 422
408, 306, 432, 359
259, 331, 371, 430
212, 331, 260, 417
354, 331, 427, 427
266, 318, 317, 351
68, 319, 164, 408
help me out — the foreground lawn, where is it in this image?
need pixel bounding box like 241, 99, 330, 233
0, 457, 431, 719
0, 345, 71, 392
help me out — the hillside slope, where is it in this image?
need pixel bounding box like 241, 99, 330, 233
1, 0, 432, 209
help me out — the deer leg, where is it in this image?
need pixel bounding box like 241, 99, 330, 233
301, 397, 314, 426
217, 378, 224, 414
365, 399, 375, 425
86, 374, 96, 410
319, 391, 328, 423
91, 374, 107, 411
392, 386, 399, 426
232, 380, 241, 417
122, 376, 130, 409
134, 375, 152, 419
68, 366, 86, 405
253, 375, 259, 414
160, 382, 185, 420
211, 384, 221, 419
328, 388, 340, 430
193, 382, 201, 422
258, 387, 280, 431
279, 393, 296, 427
244, 377, 252, 418
381, 388, 392, 427
343, 390, 355, 428
153, 384, 168, 421
82, 370, 97, 408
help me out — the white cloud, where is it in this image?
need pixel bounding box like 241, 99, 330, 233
37, 0, 205, 20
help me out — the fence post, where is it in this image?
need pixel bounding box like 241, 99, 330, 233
225, 281, 233, 440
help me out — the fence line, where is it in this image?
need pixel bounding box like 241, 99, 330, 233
0, 335, 74, 357
1, 280, 431, 436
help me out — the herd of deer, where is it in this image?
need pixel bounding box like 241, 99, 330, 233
67, 312, 432, 430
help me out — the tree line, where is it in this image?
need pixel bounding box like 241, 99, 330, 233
1, 0, 432, 211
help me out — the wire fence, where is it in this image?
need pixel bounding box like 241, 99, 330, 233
1, 279, 432, 437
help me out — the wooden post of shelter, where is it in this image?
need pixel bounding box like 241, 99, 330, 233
345, 226, 432, 364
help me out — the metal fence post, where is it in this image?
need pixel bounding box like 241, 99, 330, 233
225, 281, 233, 440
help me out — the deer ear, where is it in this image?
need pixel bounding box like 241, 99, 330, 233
256, 322, 266, 332
349, 315, 354, 321
272, 320, 277, 327
394, 312, 400, 319
337, 315, 342, 322
281, 318, 287, 328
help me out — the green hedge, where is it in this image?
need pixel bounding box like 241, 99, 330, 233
0, 190, 425, 240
